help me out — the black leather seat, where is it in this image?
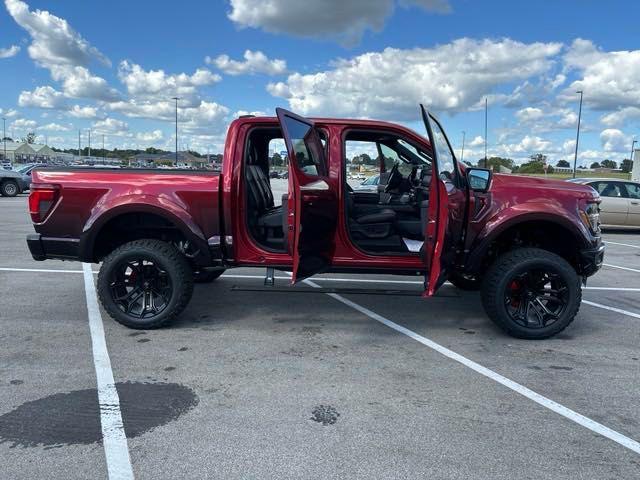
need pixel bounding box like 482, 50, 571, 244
246, 165, 283, 227
355, 209, 396, 225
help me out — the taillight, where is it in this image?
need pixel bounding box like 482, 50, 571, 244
29, 184, 59, 223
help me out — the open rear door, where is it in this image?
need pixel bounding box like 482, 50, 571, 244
276, 108, 338, 283
421, 105, 465, 297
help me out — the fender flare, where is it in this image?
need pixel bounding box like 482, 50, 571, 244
79, 195, 212, 264
464, 210, 591, 274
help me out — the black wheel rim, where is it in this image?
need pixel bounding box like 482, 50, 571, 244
109, 257, 172, 319
504, 267, 569, 329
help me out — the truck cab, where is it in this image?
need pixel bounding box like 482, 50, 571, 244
26, 106, 604, 339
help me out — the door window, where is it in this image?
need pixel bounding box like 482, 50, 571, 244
281, 116, 324, 176
624, 183, 640, 199
429, 119, 456, 180
593, 182, 624, 197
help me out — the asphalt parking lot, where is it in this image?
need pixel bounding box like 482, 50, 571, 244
1, 193, 640, 479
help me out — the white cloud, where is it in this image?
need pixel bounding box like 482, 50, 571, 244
207, 50, 287, 76
18, 85, 67, 109
118, 61, 220, 103
0, 44, 20, 58
515, 107, 544, 123
69, 104, 99, 118
40, 122, 69, 131
268, 38, 562, 120
11, 118, 37, 130
5, 0, 109, 67
92, 117, 129, 135
562, 39, 640, 111
0, 108, 19, 117
600, 128, 629, 152
228, 0, 451, 45
600, 107, 640, 127
52, 65, 121, 101
469, 136, 484, 147
136, 130, 163, 142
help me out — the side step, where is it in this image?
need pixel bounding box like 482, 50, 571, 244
231, 285, 459, 297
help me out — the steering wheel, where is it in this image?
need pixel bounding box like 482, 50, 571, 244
384, 162, 401, 193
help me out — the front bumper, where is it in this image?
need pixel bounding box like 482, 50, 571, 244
579, 241, 605, 277
27, 233, 80, 261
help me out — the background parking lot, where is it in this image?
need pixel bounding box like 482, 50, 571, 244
1, 194, 640, 479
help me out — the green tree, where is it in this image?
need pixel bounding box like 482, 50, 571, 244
529, 153, 547, 164
485, 156, 515, 171
601, 159, 617, 169
518, 160, 546, 174
556, 159, 570, 168
621, 159, 633, 173
590, 162, 601, 169
22, 132, 36, 144
271, 152, 283, 166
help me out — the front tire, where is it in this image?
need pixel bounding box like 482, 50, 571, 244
1, 180, 19, 197
97, 239, 194, 329
481, 248, 581, 339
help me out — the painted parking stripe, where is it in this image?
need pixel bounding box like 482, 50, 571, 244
301, 277, 640, 455
603, 263, 640, 274
605, 241, 640, 249
583, 300, 640, 319
82, 263, 134, 480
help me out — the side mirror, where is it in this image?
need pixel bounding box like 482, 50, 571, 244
466, 168, 492, 192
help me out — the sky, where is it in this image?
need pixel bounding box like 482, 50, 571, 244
0, 0, 639, 166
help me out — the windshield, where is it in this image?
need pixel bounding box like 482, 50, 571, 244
15, 164, 32, 173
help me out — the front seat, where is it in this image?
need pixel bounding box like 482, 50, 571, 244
348, 193, 397, 239
246, 164, 283, 229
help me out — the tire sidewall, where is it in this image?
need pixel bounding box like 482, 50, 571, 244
483, 253, 580, 339
98, 242, 191, 329
1, 180, 19, 197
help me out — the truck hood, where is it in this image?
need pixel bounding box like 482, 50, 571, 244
492, 173, 599, 201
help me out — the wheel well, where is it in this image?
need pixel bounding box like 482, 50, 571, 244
93, 212, 189, 261
476, 220, 583, 276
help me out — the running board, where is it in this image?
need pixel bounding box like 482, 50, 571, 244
230, 285, 459, 297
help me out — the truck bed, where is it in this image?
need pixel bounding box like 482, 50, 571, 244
28, 167, 221, 263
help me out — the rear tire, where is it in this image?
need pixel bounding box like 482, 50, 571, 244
481, 248, 581, 339
193, 269, 225, 283
1, 180, 19, 197
97, 239, 193, 329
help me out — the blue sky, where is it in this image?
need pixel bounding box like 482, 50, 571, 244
1, 0, 639, 165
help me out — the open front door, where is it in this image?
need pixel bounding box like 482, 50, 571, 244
421, 105, 466, 297
276, 108, 338, 283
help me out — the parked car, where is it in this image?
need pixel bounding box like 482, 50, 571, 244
2, 160, 13, 170
27, 106, 603, 339
1, 167, 30, 196
354, 175, 380, 192
567, 178, 640, 228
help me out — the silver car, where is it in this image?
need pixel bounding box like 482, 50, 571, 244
568, 178, 640, 228
354, 175, 380, 192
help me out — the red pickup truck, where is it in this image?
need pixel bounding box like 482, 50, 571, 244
26, 107, 604, 339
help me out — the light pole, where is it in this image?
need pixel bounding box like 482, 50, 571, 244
88, 129, 91, 159
2, 117, 6, 163
172, 97, 179, 166
460, 130, 465, 164
78, 129, 81, 161
484, 98, 488, 168
572, 90, 583, 179
102, 134, 105, 164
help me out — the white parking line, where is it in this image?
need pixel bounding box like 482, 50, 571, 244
583, 300, 640, 319
603, 263, 640, 274
301, 277, 640, 455
82, 263, 134, 480
605, 241, 640, 249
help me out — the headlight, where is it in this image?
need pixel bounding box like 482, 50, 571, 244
580, 202, 600, 234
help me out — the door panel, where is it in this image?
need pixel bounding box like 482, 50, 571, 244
623, 182, 640, 226
276, 108, 338, 282
590, 182, 628, 226
420, 105, 466, 296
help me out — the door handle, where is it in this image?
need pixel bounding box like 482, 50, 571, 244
631, 201, 640, 205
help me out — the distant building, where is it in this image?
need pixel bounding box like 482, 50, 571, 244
0, 141, 36, 162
